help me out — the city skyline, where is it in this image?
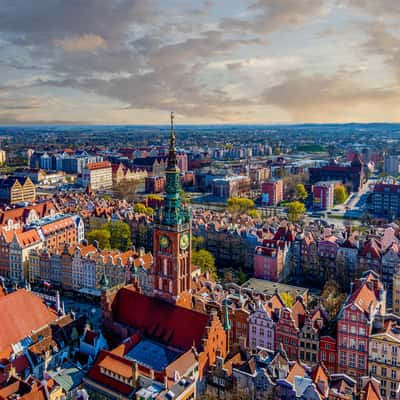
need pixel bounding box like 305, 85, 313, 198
1, 0, 400, 125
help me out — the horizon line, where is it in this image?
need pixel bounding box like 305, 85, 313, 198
1, 121, 400, 128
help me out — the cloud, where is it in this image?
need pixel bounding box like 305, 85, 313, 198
222, 0, 328, 34
226, 62, 243, 71
54, 34, 108, 52
358, 22, 400, 83
341, 0, 400, 18
0, 0, 399, 123
261, 70, 400, 121
0, 0, 154, 46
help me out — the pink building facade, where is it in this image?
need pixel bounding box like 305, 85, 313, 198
313, 181, 334, 210
254, 241, 286, 282
261, 180, 283, 206
248, 306, 276, 351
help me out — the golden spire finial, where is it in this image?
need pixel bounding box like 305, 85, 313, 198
169, 111, 175, 150
167, 111, 177, 169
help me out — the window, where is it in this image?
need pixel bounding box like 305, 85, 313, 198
382, 367, 387, 377
391, 370, 396, 380
358, 356, 365, 370
349, 353, 356, 368
340, 352, 346, 366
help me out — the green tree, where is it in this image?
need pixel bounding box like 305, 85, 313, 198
86, 229, 111, 249
147, 194, 163, 202
247, 208, 260, 219
281, 292, 294, 307
334, 184, 348, 205
134, 203, 147, 213
134, 202, 153, 216
287, 201, 306, 222
145, 206, 154, 216
296, 183, 308, 201
227, 197, 256, 216
192, 249, 217, 279
102, 221, 132, 251
321, 280, 347, 319
179, 189, 191, 203
237, 269, 247, 285
192, 235, 205, 251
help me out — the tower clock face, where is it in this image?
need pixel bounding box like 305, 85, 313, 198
159, 235, 170, 249
180, 233, 190, 250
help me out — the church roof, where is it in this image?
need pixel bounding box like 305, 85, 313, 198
113, 288, 209, 351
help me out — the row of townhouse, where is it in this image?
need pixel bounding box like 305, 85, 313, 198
6, 213, 84, 281
28, 243, 153, 294
191, 268, 397, 399
300, 227, 400, 295
207, 345, 382, 400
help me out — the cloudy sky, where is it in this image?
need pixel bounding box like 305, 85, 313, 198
0, 0, 399, 124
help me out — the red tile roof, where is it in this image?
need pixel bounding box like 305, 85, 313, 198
86, 350, 134, 396
359, 238, 382, 259
114, 288, 209, 351
346, 281, 378, 318
86, 161, 111, 171
40, 217, 74, 235
15, 229, 41, 247
0, 290, 57, 353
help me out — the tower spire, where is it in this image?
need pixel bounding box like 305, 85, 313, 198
167, 111, 177, 170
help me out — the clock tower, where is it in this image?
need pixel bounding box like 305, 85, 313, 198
152, 112, 192, 306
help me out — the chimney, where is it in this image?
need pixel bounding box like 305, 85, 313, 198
238, 336, 247, 349
132, 362, 138, 384
55, 290, 61, 314
164, 374, 169, 390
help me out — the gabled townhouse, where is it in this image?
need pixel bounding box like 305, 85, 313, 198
274, 297, 306, 360
381, 242, 400, 306
336, 270, 386, 383
248, 293, 284, 351
357, 238, 382, 277
369, 317, 400, 400
9, 229, 42, 281
298, 306, 329, 366
319, 327, 337, 375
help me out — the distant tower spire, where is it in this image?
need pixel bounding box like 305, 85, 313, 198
167, 111, 177, 170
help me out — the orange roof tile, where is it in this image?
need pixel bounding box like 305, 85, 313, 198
15, 229, 41, 247
86, 161, 111, 171
98, 354, 133, 378
0, 290, 57, 353
286, 361, 307, 385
